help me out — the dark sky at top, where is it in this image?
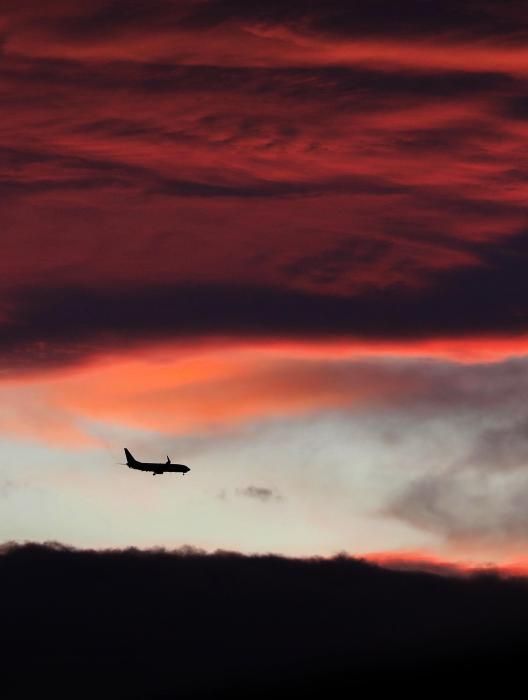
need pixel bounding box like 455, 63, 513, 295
2, 0, 528, 370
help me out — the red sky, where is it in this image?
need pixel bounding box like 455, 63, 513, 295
3, 1, 528, 565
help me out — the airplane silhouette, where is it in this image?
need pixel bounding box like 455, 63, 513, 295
124, 448, 190, 476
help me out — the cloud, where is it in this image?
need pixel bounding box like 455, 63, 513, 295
2, 226, 528, 372
379, 361, 528, 549
2, 0, 528, 378
385, 470, 528, 546
4, 0, 528, 81
384, 406, 528, 547
366, 550, 477, 577
463, 419, 528, 472
5, 347, 528, 449
0, 383, 96, 446
1, 350, 427, 438
236, 486, 282, 502
179, 0, 525, 41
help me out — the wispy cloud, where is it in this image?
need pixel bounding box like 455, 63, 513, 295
1, 2, 528, 370
236, 485, 282, 502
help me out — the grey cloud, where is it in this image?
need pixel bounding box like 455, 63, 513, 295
463, 419, 528, 472
379, 362, 528, 545
236, 486, 282, 502
385, 470, 528, 544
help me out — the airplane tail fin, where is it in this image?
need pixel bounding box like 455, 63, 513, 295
124, 448, 137, 466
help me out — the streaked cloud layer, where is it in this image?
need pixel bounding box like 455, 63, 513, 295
2, 1, 528, 565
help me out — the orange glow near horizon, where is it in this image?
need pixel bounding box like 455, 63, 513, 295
366, 550, 528, 578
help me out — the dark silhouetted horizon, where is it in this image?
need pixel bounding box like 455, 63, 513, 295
3, 542, 528, 698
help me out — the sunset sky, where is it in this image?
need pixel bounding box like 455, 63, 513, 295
3, 0, 528, 568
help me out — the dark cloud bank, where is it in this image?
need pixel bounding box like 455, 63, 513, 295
3, 543, 528, 699
4, 225, 528, 371
3, 0, 528, 373
18, 0, 528, 41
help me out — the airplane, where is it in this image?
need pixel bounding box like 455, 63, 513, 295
124, 448, 190, 476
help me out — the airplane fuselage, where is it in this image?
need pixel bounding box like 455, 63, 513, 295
130, 461, 189, 475
124, 448, 190, 475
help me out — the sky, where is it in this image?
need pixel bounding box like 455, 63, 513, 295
3, 0, 528, 568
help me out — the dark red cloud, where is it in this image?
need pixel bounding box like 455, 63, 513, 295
2, 1, 528, 369
3, 227, 528, 371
